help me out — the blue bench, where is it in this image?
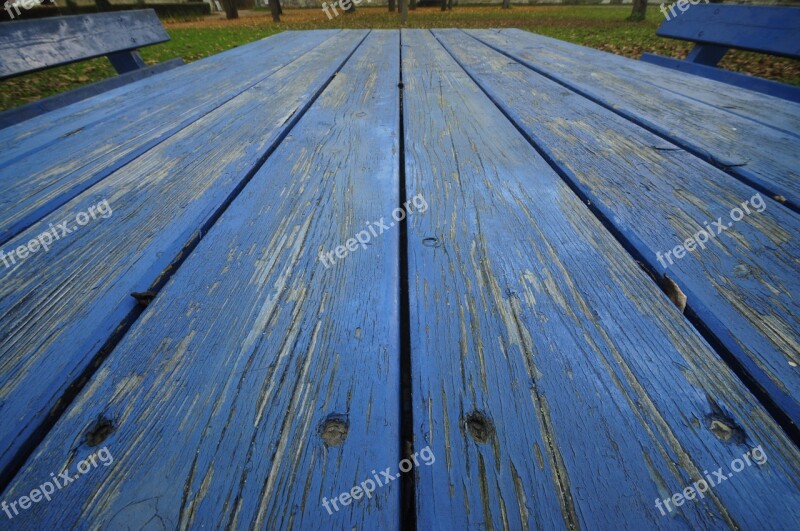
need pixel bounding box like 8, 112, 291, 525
641, 5, 800, 102
0, 9, 183, 128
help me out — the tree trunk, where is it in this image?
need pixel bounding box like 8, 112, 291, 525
269, 0, 280, 21
410, 0, 416, 10
400, 0, 407, 23
221, 0, 238, 19
389, 0, 395, 12
440, 0, 446, 11
628, 0, 647, 21
502, 0, 510, 8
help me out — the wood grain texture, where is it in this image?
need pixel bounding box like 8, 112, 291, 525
1, 29, 401, 529
0, 10, 169, 79
403, 29, 800, 529
0, 30, 367, 484
0, 30, 324, 152
476, 29, 800, 135
0, 58, 184, 130
436, 28, 800, 430
0, 30, 339, 246
468, 29, 800, 209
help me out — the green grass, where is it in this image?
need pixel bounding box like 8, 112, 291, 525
155, 27, 283, 63
1, 6, 798, 112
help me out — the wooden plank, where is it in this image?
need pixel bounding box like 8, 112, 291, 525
0, 29, 368, 486
467, 29, 800, 209
654, 5, 800, 59
0, 30, 320, 149
1, 29, 400, 528
0, 58, 184, 130
467, 25, 800, 128
0, 31, 340, 167
495, 28, 800, 135
484, 29, 800, 136
0, 30, 339, 247
0, 10, 169, 79
437, 28, 800, 432
404, 29, 800, 529
0, 31, 335, 238
641, 52, 800, 103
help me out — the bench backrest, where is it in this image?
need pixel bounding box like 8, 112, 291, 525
0, 9, 169, 79
657, 4, 800, 59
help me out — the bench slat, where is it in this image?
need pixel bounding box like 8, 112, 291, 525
407, 28, 800, 529
0, 30, 401, 528
0, 10, 170, 79
0, 31, 339, 247
656, 5, 800, 59
641, 52, 800, 103
0, 30, 367, 486
447, 28, 800, 431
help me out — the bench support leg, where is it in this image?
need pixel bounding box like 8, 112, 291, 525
685, 44, 728, 66
106, 50, 148, 74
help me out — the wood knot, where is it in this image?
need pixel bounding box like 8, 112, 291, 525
422, 237, 442, 248
85, 416, 115, 447
706, 396, 746, 444
464, 411, 494, 444
319, 414, 349, 447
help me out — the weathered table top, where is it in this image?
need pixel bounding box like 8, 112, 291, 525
1, 29, 799, 529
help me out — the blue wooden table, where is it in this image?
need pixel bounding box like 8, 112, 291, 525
1, 29, 799, 529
